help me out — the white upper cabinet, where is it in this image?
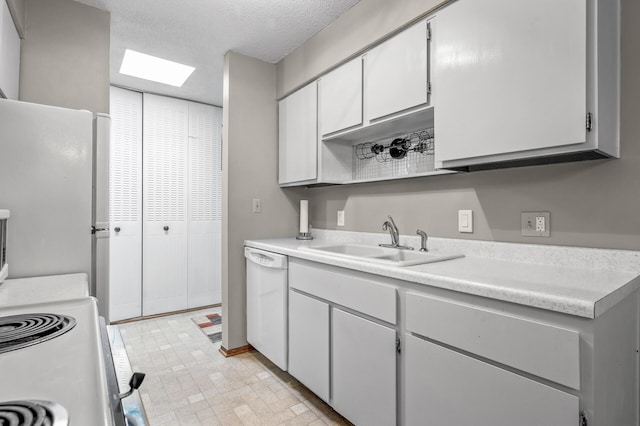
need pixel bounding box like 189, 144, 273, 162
365, 19, 429, 122
319, 58, 363, 136
0, 0, 20, 100
278, 82, 318, 186
434, 0, 619, 170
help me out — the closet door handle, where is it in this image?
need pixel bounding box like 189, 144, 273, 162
163, 226, 169, 231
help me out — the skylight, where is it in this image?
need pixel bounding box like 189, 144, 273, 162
119, 49, 195, 87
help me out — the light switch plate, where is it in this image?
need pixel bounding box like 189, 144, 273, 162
521, 212, 550, 237
337, 210, 345, 227
252, 198, 261, 213
458, 210, 473, 233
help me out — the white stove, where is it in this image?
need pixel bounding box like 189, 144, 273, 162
0, 297, 117, 425
0, 206, 144, 426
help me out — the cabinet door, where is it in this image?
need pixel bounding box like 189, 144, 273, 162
288, 290, 330, 402
0, 0, 20, 100
278, 82, 317, 185
434, 0, 586, 163
187, 102, 222, 308
332, 308, 396, 426
405, 334, 578, 426
365, 19, 429, 122
109, 87, 143, 321
319, 58, 363, 136
142, 94, 189, 315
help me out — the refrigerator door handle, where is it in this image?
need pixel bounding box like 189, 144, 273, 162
91, 225, 109, 234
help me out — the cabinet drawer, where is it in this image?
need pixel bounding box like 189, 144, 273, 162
405, 334, 578, 426
406, 292, 580, 389
289, 260, 396, 324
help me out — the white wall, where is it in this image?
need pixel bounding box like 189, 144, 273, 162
222, 51, 302, 350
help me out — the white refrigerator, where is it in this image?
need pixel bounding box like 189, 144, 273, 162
0, 99, 110, 312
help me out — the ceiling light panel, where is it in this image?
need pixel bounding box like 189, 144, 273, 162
119, 49, 195, 87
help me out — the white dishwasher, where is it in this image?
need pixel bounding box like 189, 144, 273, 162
245, 247, 288, 371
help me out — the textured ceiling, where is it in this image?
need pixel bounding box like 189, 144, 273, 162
73, 0, 360, 106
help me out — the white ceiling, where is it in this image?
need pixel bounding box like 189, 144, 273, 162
73, 0, 360, 106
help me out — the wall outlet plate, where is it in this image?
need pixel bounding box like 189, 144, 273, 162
337, 210, 345, 227
521, 212, 550, 237
458, 210, 473, 233
252, 198, 261, 213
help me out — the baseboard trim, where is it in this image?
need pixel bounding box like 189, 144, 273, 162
110, 303, 222, 325
219, 344, 254, 358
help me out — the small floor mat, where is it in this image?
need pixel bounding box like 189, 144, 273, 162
191, 312, 222, 343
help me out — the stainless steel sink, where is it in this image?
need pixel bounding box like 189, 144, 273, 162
300, 243, 464, 267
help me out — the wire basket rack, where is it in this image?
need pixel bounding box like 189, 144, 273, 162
352, 128, 435, 181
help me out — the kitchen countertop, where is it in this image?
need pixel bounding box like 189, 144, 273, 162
245, 230, 640, 319
0, 273, 89, 307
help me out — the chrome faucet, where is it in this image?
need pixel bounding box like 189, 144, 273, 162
382, 216, 399, 246
416, 229, 428, 252
380, 216, 414, 250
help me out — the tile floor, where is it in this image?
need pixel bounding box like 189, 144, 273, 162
116, 307, 351, 426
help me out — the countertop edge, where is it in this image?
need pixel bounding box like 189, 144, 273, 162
243, 239, 628, 319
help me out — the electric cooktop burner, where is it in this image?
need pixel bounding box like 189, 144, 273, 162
0, 314, 77, 355
0, 400, 69, 426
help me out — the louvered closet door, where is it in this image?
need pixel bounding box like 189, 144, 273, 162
109, 87, 143, 321
143, 94, 189, 315
187, 103, 222, 307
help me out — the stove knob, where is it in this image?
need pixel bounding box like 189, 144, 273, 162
119, 372, 146, 400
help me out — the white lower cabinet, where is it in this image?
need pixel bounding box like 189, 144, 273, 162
332, 308, 396, 426
282, 257, 640, 425
405, 334, 578, 426
288, 260, 398, 423
288, 290, 330, 402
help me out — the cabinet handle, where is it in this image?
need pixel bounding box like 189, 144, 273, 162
114, 227, 121, 233
163, 226, 169, 231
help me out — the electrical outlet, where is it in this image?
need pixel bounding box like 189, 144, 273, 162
337, 210, 345, 227
521, 212, 550, 237
252, 198, 261, 213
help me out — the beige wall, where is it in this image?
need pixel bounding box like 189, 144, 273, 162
277, 0, 640, 251
5, 0, 25, 37
20, 0, 109, 113
222, 52, 302, 349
